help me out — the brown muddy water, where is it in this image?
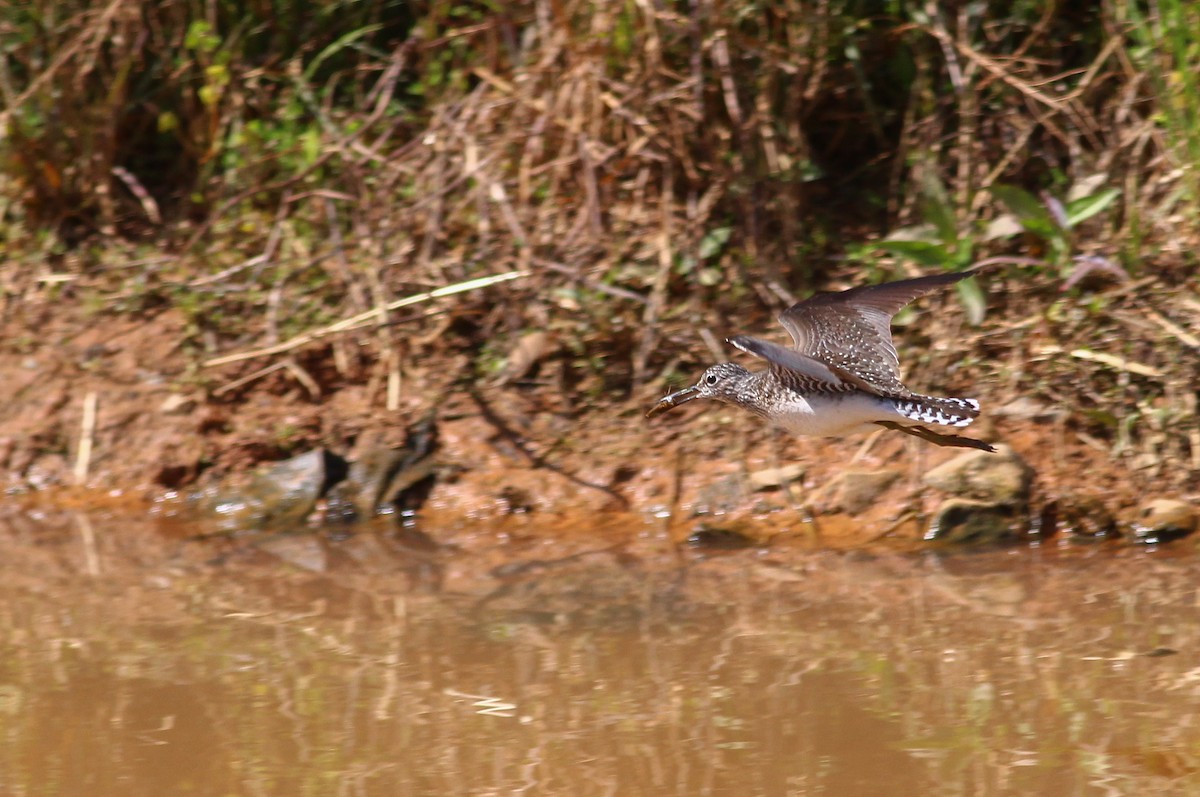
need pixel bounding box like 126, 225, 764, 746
2, 507, 1200, 795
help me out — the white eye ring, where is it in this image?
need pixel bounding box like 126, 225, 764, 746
705, 373, 719, 386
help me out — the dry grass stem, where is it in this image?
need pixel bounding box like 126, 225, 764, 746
74, 391, 98, 485
204, 271, 528, 368
212, 361, 291, 397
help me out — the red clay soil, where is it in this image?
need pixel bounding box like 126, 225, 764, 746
0, 302, 1178, 549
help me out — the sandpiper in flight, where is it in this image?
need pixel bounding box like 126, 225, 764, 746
646, 268, 995, 452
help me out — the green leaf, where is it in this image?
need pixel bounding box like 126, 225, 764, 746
185, 20, 219, 54
1064, 188, 1121, 227
304, 24, 383, 82
204, 64, 229, 88
698, 226, 732, 260
878, 239, 950, 267
198, 84, 220, 109
989, 185, 1058, 237
302, 127, 321, 165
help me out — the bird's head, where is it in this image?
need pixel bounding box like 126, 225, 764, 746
646, 362, 754, 418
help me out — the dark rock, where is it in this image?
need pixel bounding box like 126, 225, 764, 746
926, 498, 1023, 545
1049, 494, 1120, 543
324, 411, 440, 521
685, 526, 759, 550
324, 446, 410, 521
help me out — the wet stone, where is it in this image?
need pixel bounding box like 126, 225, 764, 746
926, 498, 1023, 545
1050, 494, 1120, 543
1132, 499, 1197, 545
324, 447, 411, 521
192, 449, 343, 532
923, 444, 1033, 506
685, 525, 760, 551
323, 414, 440, 522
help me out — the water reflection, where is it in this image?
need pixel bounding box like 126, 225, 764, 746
0, 510, 1198, 795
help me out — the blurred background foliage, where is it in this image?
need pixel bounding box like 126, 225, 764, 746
0, 1, 1196, 408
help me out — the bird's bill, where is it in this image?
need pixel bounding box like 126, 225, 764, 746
646, 385, 702, 418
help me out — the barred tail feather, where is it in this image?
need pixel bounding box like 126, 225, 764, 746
893, 396, 981, 428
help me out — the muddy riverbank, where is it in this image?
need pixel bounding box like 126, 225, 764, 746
3, 295, 1196, 552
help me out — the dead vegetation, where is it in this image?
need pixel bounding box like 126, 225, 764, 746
0, 0, 1197, 489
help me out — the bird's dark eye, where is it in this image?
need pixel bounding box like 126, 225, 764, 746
705, 373, 719, 386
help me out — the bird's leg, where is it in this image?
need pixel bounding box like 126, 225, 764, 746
875, 421, 996, 453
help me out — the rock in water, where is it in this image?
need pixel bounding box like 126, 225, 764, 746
1132, 499, 1197, 544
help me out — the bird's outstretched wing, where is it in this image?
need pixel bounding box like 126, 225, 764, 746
775, 270, 978, 396
727, 335, 876, 394
727, 335, 847, 388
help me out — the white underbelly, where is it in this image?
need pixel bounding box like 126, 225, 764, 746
770, 393, 902, 438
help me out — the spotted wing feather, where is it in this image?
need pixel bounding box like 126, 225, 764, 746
726, 336, 847, 389
777, 270, 976, 396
